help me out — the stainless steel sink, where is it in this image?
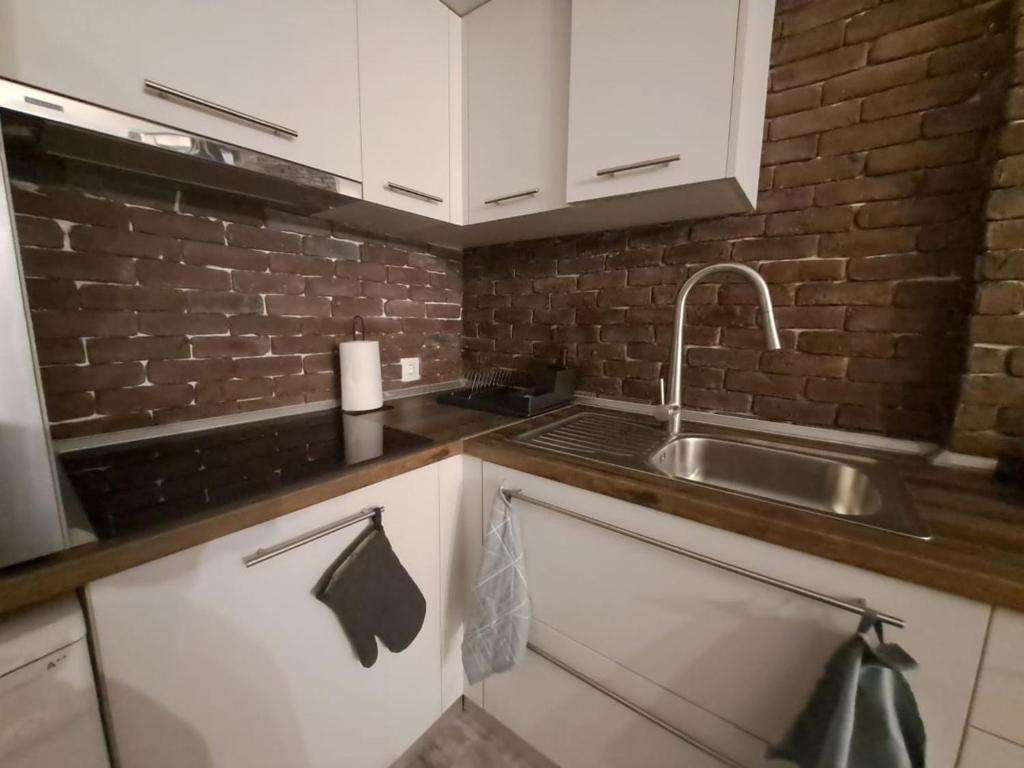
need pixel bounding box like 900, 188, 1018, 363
517, 412, 931, 539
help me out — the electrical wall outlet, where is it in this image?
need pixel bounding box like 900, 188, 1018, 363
400, 357, 420, 382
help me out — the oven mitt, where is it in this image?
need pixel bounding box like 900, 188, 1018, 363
314, 522, 426, 668
769, 611, 925, 768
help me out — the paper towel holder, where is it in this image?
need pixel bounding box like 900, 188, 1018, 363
352, 314, 366, 341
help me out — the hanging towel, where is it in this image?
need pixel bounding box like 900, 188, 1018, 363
462, 489, 531, 684
315, 520, 426, 668
769, 611, 925, 768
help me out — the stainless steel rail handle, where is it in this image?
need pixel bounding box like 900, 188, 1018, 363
527, 643, 746, 768
143, 80, 299, 139
385, 181, 444, 204
243, 505, 383, 567
484, 188, 540, 205
596, 154, 681, 177
502, 488, 905, 630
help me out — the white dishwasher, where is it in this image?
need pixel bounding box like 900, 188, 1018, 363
0, 595, 110, 768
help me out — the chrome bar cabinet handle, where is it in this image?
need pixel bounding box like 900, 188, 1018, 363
484, 188, 539, 205
595, 154, 681, 177
385, 181, 444, 203
143, 79, 298, 139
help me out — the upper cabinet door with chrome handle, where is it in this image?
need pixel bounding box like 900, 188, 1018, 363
0, 0, 363, 187
464, 0, 570, 225
565, 0, 741, 204
357, 0, 452, 222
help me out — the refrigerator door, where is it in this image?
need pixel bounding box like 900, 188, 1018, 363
0, 113, 66, 568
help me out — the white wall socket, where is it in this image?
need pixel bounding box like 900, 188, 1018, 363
400, 357, 420, 382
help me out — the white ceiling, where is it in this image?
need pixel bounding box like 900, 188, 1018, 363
439, 0, 493, 16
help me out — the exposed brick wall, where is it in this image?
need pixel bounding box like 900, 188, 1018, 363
8, 155, 462, 439
464, 0, 1013, 445
951, 0, 1024, 458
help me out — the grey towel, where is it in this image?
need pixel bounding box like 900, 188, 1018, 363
769, 612, 925, 768
315, 522, 426, 668
461, 490, 530, 684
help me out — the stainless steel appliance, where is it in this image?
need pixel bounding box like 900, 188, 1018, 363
0, 114, 67, 569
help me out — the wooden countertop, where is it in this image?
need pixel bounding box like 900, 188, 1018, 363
465, 406, 1024, 613
0, 395, 518, 617
4, 397, 1023, 618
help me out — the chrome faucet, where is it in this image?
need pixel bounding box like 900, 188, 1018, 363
658, 263, 781, 437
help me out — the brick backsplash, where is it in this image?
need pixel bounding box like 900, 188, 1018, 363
10, 0, 1024, 458
952, 0, 1024, 458
464, 0, 1021, 452
8, 156, 462, 439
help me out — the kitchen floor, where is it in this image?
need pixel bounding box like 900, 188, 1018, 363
392, 700, 558, 768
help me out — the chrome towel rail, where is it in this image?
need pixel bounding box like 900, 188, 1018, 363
502, 488, 904, 630
243, 505, 383, 567
526, 642, 746, 768
143, 80, 298, 138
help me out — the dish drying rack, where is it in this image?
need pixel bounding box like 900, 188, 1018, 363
437, 365, 575, 417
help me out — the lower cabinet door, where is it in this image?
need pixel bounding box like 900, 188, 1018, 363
87, 464, 442, 768
480, 463, 991, 768
485, 646, 730, 768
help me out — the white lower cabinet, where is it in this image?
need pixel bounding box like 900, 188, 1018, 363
86, 462, 452, 768
477, 463, 991, 768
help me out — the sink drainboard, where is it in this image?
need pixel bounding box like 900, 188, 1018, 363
519, 412, 665, 468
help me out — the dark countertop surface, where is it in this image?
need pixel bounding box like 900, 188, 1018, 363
465, 406, 1024, 613
0, 394, 519, 616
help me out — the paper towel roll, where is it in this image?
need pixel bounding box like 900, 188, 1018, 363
339, 340, 383, 412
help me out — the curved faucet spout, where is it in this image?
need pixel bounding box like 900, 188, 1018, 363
662, 263, 781, 436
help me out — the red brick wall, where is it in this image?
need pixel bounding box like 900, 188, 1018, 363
9, 156, 462, 438
952, 0, 1024, 458
464, 0, 1013, 445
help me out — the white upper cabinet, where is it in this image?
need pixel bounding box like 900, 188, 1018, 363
565, 0, 765, 207
464, 0, 570, 224
0, 0, 776, 240
0, 0, 363, 184
358, 0, 453, 221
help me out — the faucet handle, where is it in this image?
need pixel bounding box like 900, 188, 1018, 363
653, 378, 676, 423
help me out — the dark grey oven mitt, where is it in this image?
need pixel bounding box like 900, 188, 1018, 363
314, 520, 426, 668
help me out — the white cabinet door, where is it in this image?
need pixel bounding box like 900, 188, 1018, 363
464, 0, 570, 223
358, 0, 452, 221
565, 0, 740, 203
0, 0, 362, 182
480, 464, 990, 768
486, 649, 730, 768
87, 465, 442, 768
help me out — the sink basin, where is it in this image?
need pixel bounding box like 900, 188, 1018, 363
517, 413, 931, 539
650, 435, 885, 517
